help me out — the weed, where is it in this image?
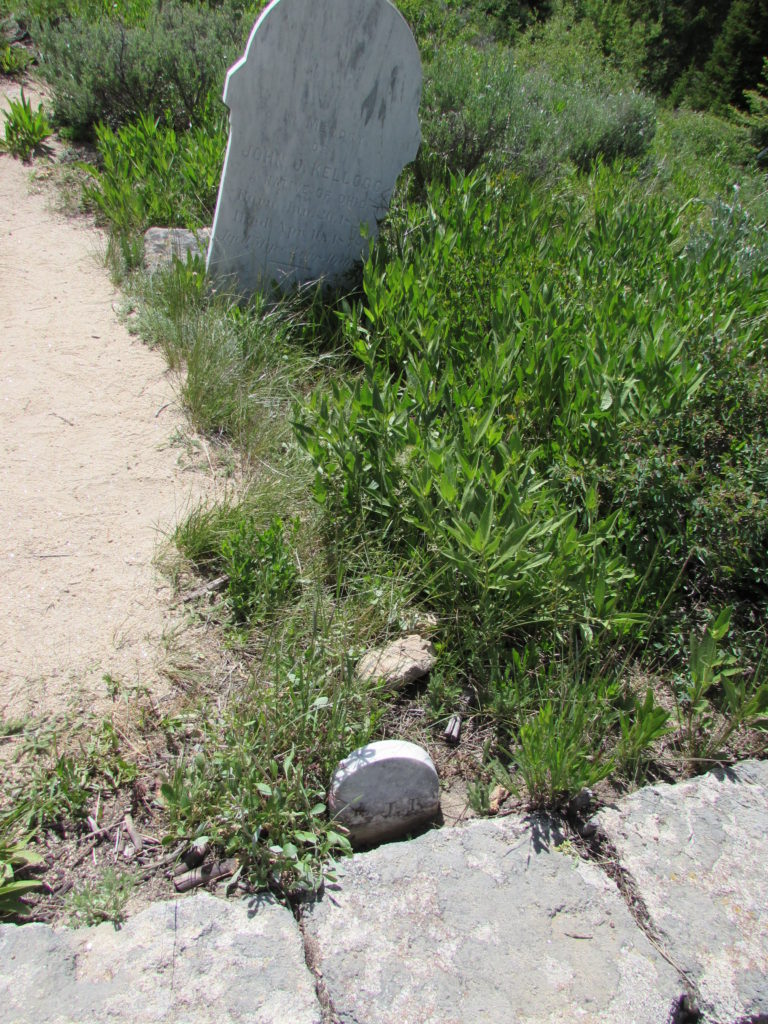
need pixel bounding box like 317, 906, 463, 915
502, 671, 616, 808
220, 515, 300, 627
0, 835, 43, 920
616, 686, 672, 781
466, 777, 494, 815
158, 640, 380, 894
66, 868, 135, 927
674, 608, 768, 765
1, 89, 51, 160
0, 41, 31, 76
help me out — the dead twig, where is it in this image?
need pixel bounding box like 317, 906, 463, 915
123, 813, 143, 854
69, 814, 124, 869
138, 841, 187, 878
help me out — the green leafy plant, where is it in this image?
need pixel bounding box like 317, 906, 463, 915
0, 41, 32, 76
0, 835, 43, 919
220, 515, 300, 626
82, 110, 225, 234
616, 686, 672, 780
1, 90, 51, 160
66, 868, 135, 927
675, 609, 768, 763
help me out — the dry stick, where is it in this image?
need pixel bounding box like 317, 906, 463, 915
139, 842, 187, 879
181, 575, 228, 604
172, 839, 211, 877
174, 859, 237, 894
123, 813, 144, 855
69, 815, 124, 869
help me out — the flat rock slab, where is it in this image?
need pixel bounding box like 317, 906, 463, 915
0, 892, 320, 1024
303, 816, 684, 1023
597, 760, 768, 1024
144, 227, 211, 273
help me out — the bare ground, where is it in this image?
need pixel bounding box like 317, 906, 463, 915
0, 79, 216, 748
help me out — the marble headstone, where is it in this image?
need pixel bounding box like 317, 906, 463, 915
206, 0, 422, 295
329, 739, 440, 846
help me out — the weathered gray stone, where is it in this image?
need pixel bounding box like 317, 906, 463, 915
356, 634, 436, 689
206, 0, 421, 296
329, 739, 440, 846
143, 227, 210, 273
597, 760, 768, 1024
303, 816, 684, 1023
0, 892, 320, 1023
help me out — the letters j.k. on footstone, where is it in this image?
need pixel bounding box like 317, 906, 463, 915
206, 0, 422, 295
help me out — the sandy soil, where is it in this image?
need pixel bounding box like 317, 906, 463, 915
0, 79, 214, 734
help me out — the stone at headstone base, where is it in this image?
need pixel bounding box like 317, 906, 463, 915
143, 226, 211, 273
329, 739, 440, 846
206, 0, 422, 296
356, 634, 436, 689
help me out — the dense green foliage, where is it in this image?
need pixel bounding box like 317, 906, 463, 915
296, 167, 768, 667
4, 0, 767, 907
83, 112, 226, 232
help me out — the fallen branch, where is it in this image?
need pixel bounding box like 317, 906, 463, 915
181, 575, 228, 604
174, 859, 237, 893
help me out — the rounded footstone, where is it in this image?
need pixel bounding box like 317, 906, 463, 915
329, 740, 440, 847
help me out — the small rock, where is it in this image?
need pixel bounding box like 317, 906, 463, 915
143, 227, 210, 273
329, 740, 440, 847
356, 634, 436, 690
568, 787, 593, 816
488, 784, 509, 815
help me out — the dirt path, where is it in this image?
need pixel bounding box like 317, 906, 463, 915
0, 81, 214, 733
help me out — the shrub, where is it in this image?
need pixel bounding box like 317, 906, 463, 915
418, 42, 517, 179
36, 0, 246, 139
296, 163, 768, 684
417, 38, 656, 182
